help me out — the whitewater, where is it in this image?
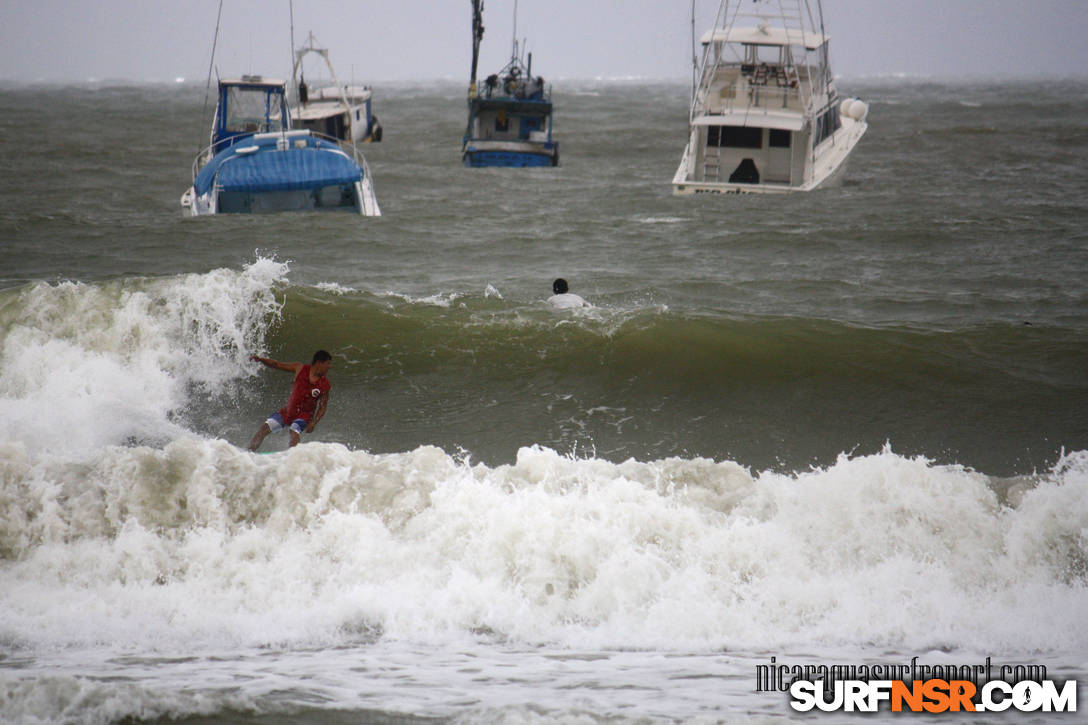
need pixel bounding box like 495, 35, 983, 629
2, 259, 1087, 723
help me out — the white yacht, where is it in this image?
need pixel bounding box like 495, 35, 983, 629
673, 0, 868, 195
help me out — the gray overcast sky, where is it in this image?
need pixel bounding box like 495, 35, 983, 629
2, 1, 1087, 83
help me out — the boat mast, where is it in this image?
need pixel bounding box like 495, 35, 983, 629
512, 0, 519, 63
470, 0, 485, 92
466, 0, 485, 144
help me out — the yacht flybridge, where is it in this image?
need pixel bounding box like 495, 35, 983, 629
673, 0, 867, 194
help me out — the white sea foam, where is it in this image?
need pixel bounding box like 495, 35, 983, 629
314, 281, 358, 295
636, 216, 688, 224
1, 259, 1085, 657
380, 290, 465, 308
1, 437, 1085, 655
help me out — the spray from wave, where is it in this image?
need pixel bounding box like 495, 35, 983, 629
0, 257, 287, 457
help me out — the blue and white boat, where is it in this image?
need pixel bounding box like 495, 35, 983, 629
181, 75, 380, 216
461, 0, 558, 168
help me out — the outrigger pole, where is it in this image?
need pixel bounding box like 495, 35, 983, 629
289, 0, 297, 102
690, 0, 697, 122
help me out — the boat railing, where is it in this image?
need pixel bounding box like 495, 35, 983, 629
726, 84, 801, 113
477, 74, 550, 103
696, 87, 800, 120
192, 133, 271, 179
697, 70, 834, 121
305, 128, 354, 148
191, 129, 363, 183
693, 56, 837, 120
192, 137, 238, 180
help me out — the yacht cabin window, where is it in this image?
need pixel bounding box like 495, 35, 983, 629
707, 125, 762, 149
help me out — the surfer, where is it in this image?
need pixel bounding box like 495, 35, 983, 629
547, 278, 591, 309
247, 350, 332, 451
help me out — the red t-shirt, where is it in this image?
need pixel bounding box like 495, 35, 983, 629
279, 364, 331, 422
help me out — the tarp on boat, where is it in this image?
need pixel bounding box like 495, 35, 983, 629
194, 134, 362, 196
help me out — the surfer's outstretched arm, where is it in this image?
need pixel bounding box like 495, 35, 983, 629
250, 355, 302, 373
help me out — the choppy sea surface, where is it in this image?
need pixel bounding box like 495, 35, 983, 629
1, 75, 1087, 723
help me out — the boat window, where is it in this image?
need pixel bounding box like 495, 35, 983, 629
313, 184, 357, 209
520, 116, 543, 139
225, 86, 286, 133
218, 186, 357, 214
495, 110, 509, 132
813, 105, 842, 146
769, 129, 791, 148
708, 126, 762, 149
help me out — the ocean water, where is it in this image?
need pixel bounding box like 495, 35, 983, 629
1, 76, 1087, 723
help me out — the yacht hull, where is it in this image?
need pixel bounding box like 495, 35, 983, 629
673, 117, 867, 195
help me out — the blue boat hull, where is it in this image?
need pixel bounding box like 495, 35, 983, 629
463, 149, 558, 168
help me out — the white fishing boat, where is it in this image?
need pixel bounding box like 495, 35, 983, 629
673, 0, 868, 194
291, 32, 382, 145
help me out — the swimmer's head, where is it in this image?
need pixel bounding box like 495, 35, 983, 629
552, 278, 568, 295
